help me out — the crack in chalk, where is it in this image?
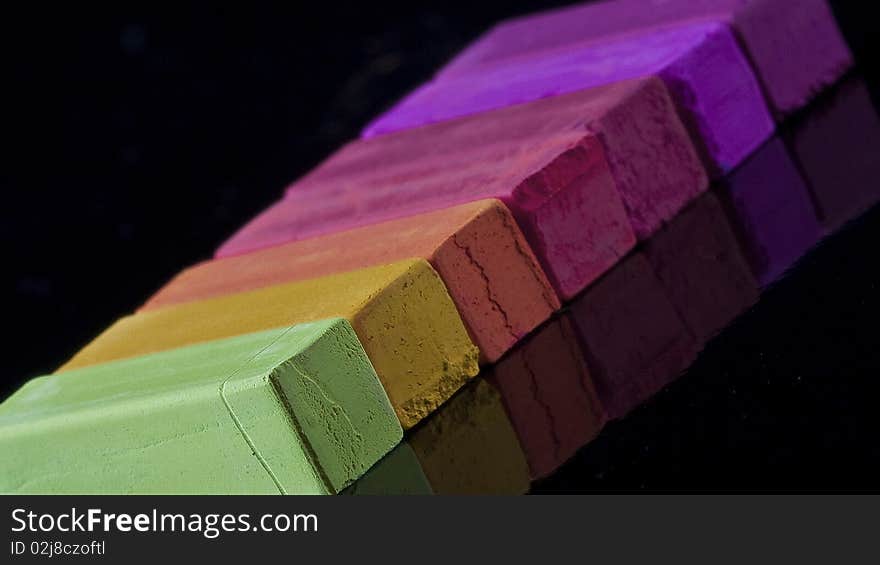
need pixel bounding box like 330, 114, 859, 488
520, 347, 563, 460
98, 421, 223, 457
266, 361, 336, 493
451, 233, 519, 341
285, 357, 365, 480
7, 470, 84, 494
497, 208, 560, 310
559, 322, 603, 420
292, 362, 364, 447
645, 252, 701, 344
219, 381, 288, 495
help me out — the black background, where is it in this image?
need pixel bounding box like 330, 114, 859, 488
2, 1, 878, 490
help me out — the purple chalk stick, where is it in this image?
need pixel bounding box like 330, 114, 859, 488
785, 76, 880, 233
718, 137, 821, 286
364, 22, 773, 177
438, 0, 853, 118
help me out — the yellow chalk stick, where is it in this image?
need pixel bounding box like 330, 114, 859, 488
60, 259, 480, 429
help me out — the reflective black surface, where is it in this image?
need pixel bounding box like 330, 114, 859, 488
536, 74, 880, 491
349, 73, 880, 493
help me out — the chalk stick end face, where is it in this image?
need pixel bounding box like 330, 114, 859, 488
431, 199, 561, 363
598, 78, 709, 240
513, 137, 636, 300
734, 0, 854, 118
658, 23, 775, 177
352, 259, 480, 430
265, 318, 403, 494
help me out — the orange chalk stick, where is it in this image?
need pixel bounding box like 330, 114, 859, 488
142, 199, 560, 363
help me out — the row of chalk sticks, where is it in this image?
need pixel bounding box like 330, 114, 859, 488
1, 0, 869, 494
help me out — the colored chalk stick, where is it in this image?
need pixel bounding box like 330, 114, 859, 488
0, 320, 402, 494
718, 137, 821, 286
785, 76, 880, 233
486, 317, 606, 479
144, 199, 560, 364
285, 78, 706, 244
364, 22, 773, 177
643, 191, 759, 343
219, 79, 707, 297
569, 253, 697, 419
408, 379, 531, 495
219, 101, 628, 299
438, 0, 852, 117
341, 444, 434, 495
60, 259, 480, 430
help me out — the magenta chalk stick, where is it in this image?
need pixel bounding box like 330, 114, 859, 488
364, 22, 773, 177
438, 0, 852, 118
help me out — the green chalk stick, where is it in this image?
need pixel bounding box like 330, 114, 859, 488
0, 318, 402, 494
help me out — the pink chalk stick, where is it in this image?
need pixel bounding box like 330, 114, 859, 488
219, 137, 631, 301
438, 0, 853, 118
364, 22, 773, 177
218, 79, 705, 299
